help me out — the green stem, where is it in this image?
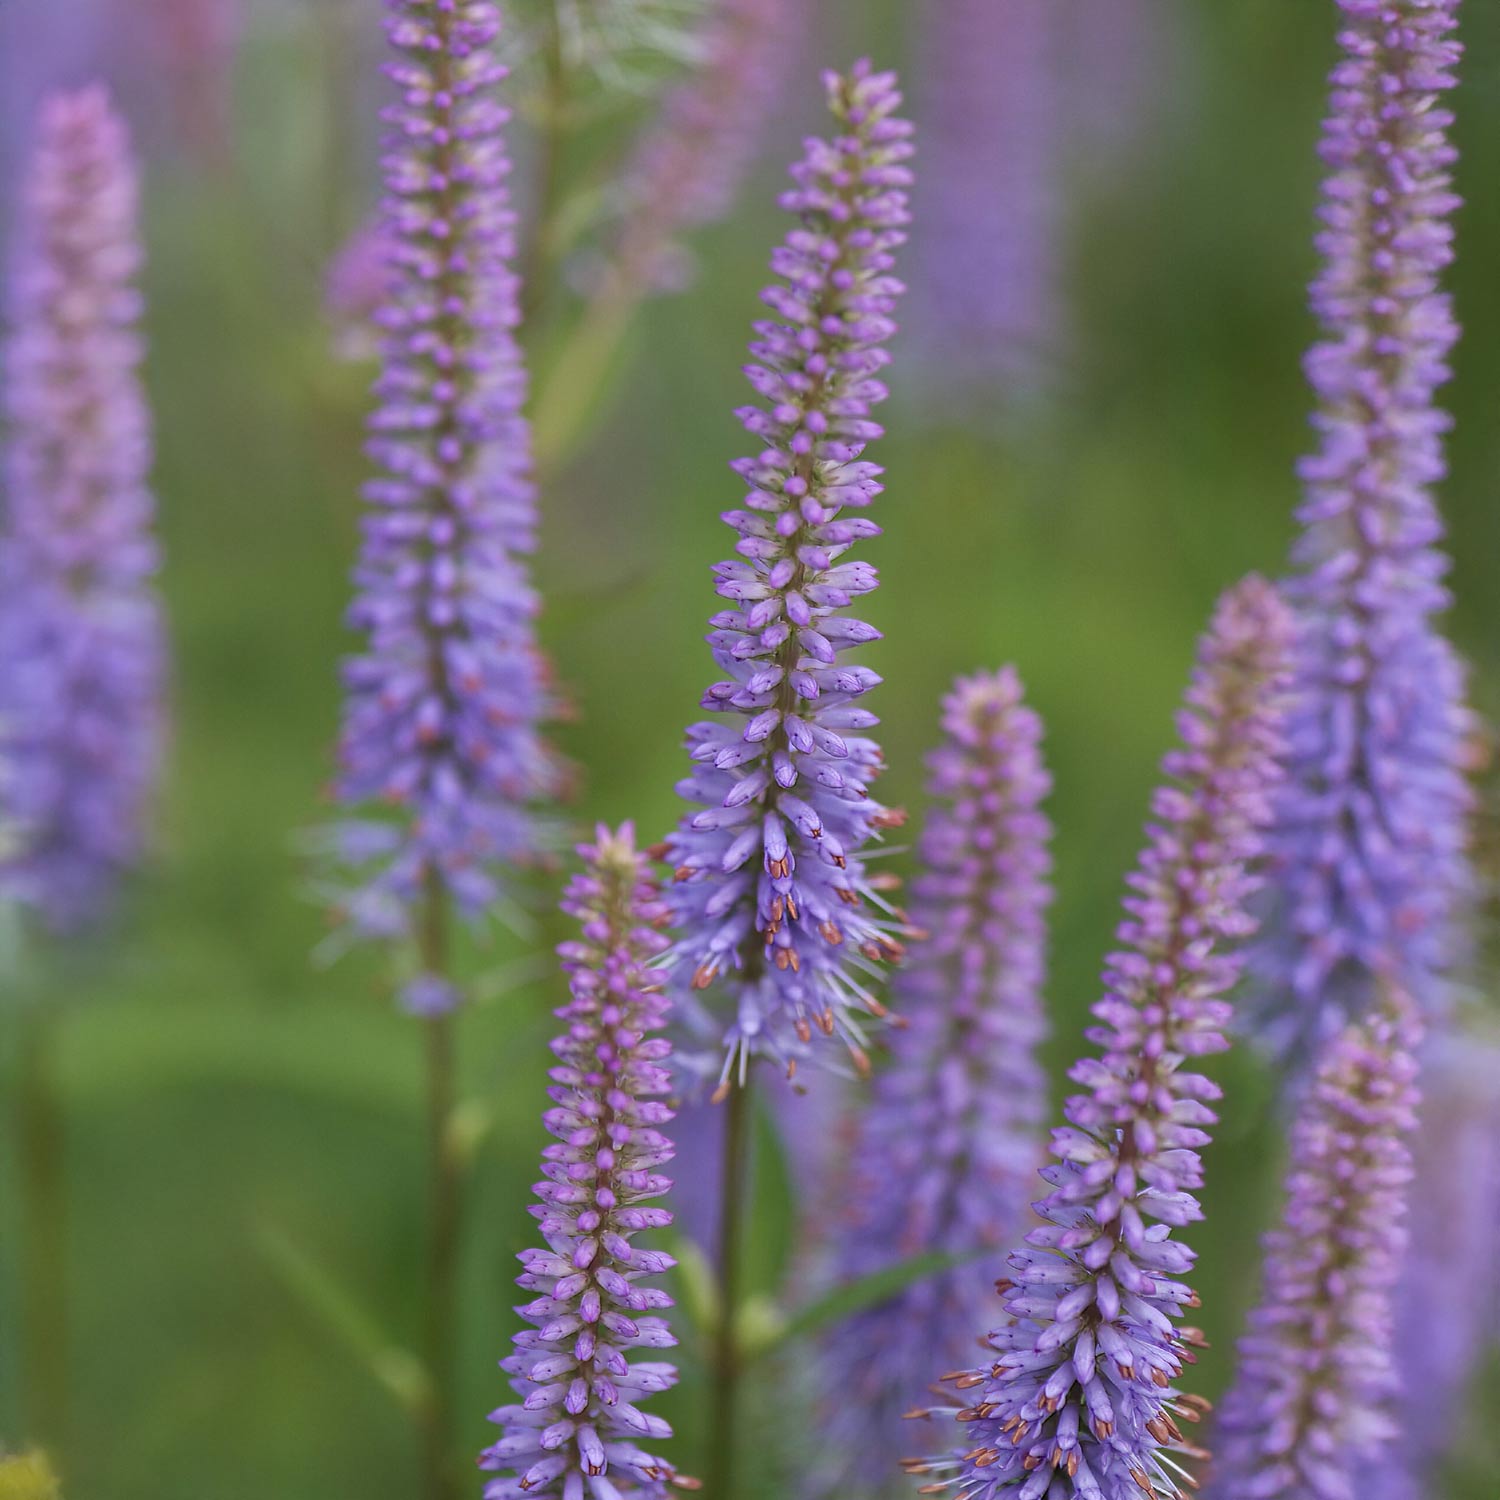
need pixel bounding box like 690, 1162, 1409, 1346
18, 1007, 67, 1452
705, 1074, 753, 1500
519, 6, 570, 326
419, 881, 462, 1500
533, 276, 638, 476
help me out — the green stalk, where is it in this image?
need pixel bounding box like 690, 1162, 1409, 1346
704, 1073, 754, 1500
18, 1006, 68, 1452
418, 879, 462, 1500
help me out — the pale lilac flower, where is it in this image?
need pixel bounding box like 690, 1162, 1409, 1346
1365, 1025, 1500, 1497
0, 86, 165, 934
479, 826, 681, 1498
819, 668, 1053, 1494
1205, 995, 1423, 1500
908, 0, 1066, 411
663, 60, 914, 1082
328, 0, 558, 1011
908, 578, 1293, 1500
1247, 0, 1473, 1070
613, 0, 800, 291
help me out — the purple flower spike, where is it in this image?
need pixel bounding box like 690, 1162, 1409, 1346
663, 59, 914, 1083
479, 825, 681, 1499
1248, 0, 1473, 1069
908, 578, 1293, 1500
616, 0, 799, 290
0, 86, 165, 935
1364, 1025, 1500, 1498
819, 668, 1054, 1494
1205, 994, 1423, 1500
909, 0, 1066, 411
329, 0, 558, 1009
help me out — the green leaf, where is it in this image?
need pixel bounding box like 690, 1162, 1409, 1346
253, 1219, 431, 1417
0, 1452, 61, 1500
753, 1250, 977, 1358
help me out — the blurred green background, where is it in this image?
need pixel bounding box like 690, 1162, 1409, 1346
1, 1, 1498, 1496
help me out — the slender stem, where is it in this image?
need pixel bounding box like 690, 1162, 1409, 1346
520, 5, 570, 326
419, 879, 462, 1500
705, 1073, 754, 1500
18, 1006, 67, 1451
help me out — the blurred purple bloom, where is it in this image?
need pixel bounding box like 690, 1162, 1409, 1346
1366, 1025, 1500, 1496
0, 86, 166, 935
614, 0, 800, 290
1247, 0, 1473, 1071
1206, 995, 1422, 1500
324, 218, 395, 362
911, 578, 1293, 1500
479, 825, 681, 1498
663, 60, 914, 1083
818, 668, 1054, 1494
329, 0, 558, 1010
908, 0, 1066, 412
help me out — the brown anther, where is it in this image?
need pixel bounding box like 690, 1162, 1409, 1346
770, 896, 785, 924
973, 1450, 1000, 1469
674, 866, 694, 883
864, 996, 889, 1018
832, 852, 847, 868
770, 856, 790, 879
1180, 1326, 1209, 1349
1152, 1367, 1171, 1388
774, 947, 791, 971
787, 948, 800, 973
669, 1476, 703, 1492
819, 920, 844, 945
994, 1278, 1016, 1297
1147, 1419, 1172, 1444
785, 1058, 798, 1082
710, 1080, 731, 1105
873, 807, 908, 829
795, 1016, 813, 1044
1117, 1362, 1135, 1382
1051, 1448, 1065, 1469
851, 1046, 872, 1078
692, 962, 718, 991
951, 1372, 987, 1390
1022, 1455, 1042, 1472
816, 1008, 835, 1036
785, 894, 799, 919
861, 942, 885, 960
1091, 1418, 1114, 1440
1184, 1291, 1202, 1310
1067, 1452, 1079, 1479
868, 871, 902, 891
1131, 1467, 1155, 1495
901, 1408, 929, 1422
645, 841, 670, 860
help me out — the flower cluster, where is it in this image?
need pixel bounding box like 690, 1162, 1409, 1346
0, 85, 165, 935
1205, 995, 1422, 1500
1248, 0, 1472, 1069
614, 0, 798, 290
819, 668, 1054, 1494
663, 59, 914, 1083
480, 826, 682, 1498
907, 577, 1293, 1500
1363, 1025, 1500, 1499
909, 0, 1065, 411
329, 0, 558, 1011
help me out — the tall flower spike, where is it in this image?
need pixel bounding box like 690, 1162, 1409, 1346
329, 0, 558, 1011
663, 60, 914, 1083
614, 0, 799, 291
1204, 993, 1422, 1500
818, 668, 1053, 1496
1362, 1025, 1500, 1499
479, 825, 681, 1498
908, 0, 1066, 414
1246, 0, 1473, 1070
907, 577, 1293, 1500
0, 86, 165, 934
